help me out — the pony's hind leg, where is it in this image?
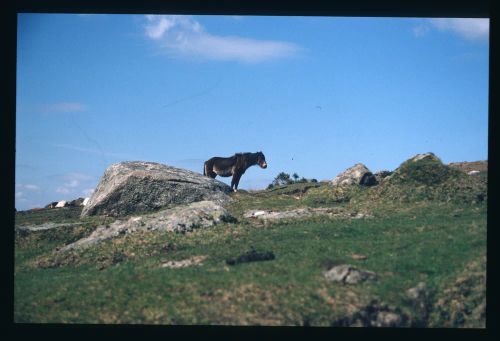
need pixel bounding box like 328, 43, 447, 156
204, 163, 217, 178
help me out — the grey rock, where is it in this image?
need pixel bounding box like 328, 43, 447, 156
81, 161, 232, 217
243, 208, 372, 221
372, 311, 402, 327
324, 264, 377, 284
407, 152, 441, 163
67, 197, 85, 207
406, 282, 429, 323
406, 282, 427, 301
16, 222, 82, 232
374, 170, 393, 183
62, 201, 233, 251
331, 300, 408, 327
332, 163, 378, 187
161, 256, 207, 269
44, 201, 59, 209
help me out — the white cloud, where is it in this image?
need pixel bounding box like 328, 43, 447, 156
15, 191, 24, 199
145, 15, 176, 39
431, 18, 489, 40
54, 172, 97, 197
42, 102, 86, 113
143, 15, 301, 63
414, 18, 489, 41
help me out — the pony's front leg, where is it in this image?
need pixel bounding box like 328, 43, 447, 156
231, 172, 242, 192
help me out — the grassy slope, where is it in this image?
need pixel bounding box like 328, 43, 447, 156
14, 166, 487, 326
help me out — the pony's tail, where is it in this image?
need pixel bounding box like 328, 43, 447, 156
203, 163, 206, 176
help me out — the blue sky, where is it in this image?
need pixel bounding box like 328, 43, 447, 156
16, 14, 489, 210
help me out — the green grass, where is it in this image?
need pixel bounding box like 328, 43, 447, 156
14, 197, 486, 326
15, 206, 84, 226
14, 159, 487, 326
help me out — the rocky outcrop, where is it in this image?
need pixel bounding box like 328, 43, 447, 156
55, 201, 67, 208
388, 152, 459, 186
81, 161, 232, 217
67, 198, 85, 207
45, 198, 89, 209
373, 170, 393, 183
45, 201, 59, 209
407, 152, 441, 163
62, 201, 234, 252
331, 163, 377, 187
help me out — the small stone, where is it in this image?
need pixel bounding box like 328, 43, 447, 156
406, 282, 427, 300
351, 253, 367, 260
161, 255, 207, 269
373, 311, 402, 327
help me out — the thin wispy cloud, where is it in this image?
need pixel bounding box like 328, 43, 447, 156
16, 183, 41, 191
430, 18, 489, 40
42, 102, 86, 113
143, 15, 301, 63
51, 143, 134, 159
413, 18, 489, 41
55, 187, 71, 195
413, 24, 430, 37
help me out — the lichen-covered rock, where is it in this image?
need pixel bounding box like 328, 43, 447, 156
406, 282, 429, 325
81, 161, 232, 217
324, 264, 377, 284
407, 152, 442, 163
332, 300, 409, 327
331, 163, 377, 187
62, 201, 234, 251
161, 256, 207, 269
374, 170, 393, 183
243, 207, 371, 221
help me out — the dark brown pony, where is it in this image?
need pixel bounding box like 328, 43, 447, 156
204, 152, 267, 192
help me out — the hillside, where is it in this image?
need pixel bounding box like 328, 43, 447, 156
14, 156, 487, 327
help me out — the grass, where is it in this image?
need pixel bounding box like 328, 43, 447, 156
13, 159, 487, 326
14, 199, 486, 326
